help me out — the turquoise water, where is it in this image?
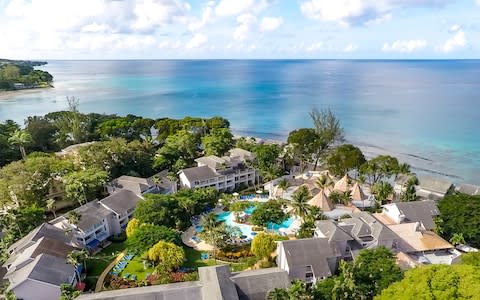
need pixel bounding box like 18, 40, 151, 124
1, 60, 479, 183
215, 206, 295, 236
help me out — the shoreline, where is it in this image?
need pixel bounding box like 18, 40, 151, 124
0, 87, 51, 101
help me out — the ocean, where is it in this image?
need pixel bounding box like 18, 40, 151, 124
0, 60, 479, 184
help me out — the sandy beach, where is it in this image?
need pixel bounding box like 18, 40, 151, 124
0, 88, 50, 101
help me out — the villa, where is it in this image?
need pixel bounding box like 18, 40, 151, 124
416, 176, 454, 201
77, 265, 290, 300
178, 148, 257, 192
51, 189, 142, 250
376, 200, 439, 231
107, 170, 177, 196
276, 238, 341, 284
3, 227, 78, 300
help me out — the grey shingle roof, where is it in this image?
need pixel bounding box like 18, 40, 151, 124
180, 165, 218, 183
418, 176, 453, 194
278, 238, 340, 281
73, 201, 113, 232
393, 200, 439, 231
108, 175, 154, 196
340, 212, 397, 243
77, 281, 203, 300
7, 223, 71, 254
315, 220, 353, 242
231, 268, 290, 300
8, 254, 74, 290
77, 266, 290, 300
100, 189, 142, 215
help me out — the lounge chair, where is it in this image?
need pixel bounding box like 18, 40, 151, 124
131, 274, 137, 281
123, 273, 130, 279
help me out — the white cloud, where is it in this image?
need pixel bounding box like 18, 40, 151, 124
477, 0, 480, 6
81, 22, 109, 33
441, 30, 466, 53
188, 1, 215, 31
382, 39, 427, 53
306, 42, 324, 52
215, 0, 271, 17
449, 24, 461, 32
186, 33, 208, 49
259, 17, 284, 32
343, 43, 359, 52
300, 0, 448, 26
233, 13, 257, 41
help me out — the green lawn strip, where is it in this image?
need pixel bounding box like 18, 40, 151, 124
182, 246, 253, 272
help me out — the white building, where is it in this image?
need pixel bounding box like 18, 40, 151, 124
51, 190, 142, 250
178, 148, 257, 192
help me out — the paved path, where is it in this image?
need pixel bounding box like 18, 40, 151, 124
95, 252, 125, 292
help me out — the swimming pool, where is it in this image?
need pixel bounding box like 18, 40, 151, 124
215, 206, 295, 237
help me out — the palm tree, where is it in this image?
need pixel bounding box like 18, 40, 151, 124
315, 174, 333, 190
3, 290, 16, 300
372, 181, 393, 207
449, 233, 465, 246
290, 186, 312, 219
67, 211, 81, 226
200, 212, 220, 232
66, 251, 80, 282
8, 129, 32, 159
76, 249, 89, 273
46, 198, 57, 218
277, 178, 289, 198
341, 191, 352, 206
395, 163, 411, 180
267, 288, 289, 300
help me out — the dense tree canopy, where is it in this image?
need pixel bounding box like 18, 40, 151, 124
253, 144, 283, 181
287, 128, 320, 171
201, 128, 234, 156
126, 224, 181, 252
63, 168, 108, 205
251, 233, 286, 259
437, 193, 480, 247
360, 155, 400, 185
250, 200, 288, 228
147, 241, 185, 272
327, 144, 366, 177
153, 130, 198, 172
375, 264, 480, 300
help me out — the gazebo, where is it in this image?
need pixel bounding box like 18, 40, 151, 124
334, 174, 350, 193
308, 189, 334, 211
350, 182, 366, 201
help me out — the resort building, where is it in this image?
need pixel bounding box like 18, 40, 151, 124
3, 227, 78, 300
178, 148, 257, 192
377, 200, 439, 231
77, 265, 290, 300
51, 190, 142, 250
276, 238, 341, 284
416, 176, 453, 200
107, 170, 177, 196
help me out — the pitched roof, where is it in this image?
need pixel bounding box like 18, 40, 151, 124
388, 223, 453, 252
7, 223, 71, 253
309, 190, 334, 211
231, 268, 290, 300
334, 175, 350, 193
229, 148, 255, 161
108, 175, 154, 196
278, 238, 340, 280
195, 155, 227, 169
180, 165, 219, 183
417, 176, 453, 194
78, 281, 203, 300
72, 201, 113, 232
100, 189, 142, 215
456, 183, 480, 196
392, 200, 439, 230
350, 183, 367, 201
7, 254, 74, 291
199, 265, 239, 300
315, 220, 353, 242
339, 212, 397, 243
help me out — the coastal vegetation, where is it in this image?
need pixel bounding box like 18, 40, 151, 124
0, 59, 53, 90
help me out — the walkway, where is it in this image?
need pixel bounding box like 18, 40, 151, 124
181, 225, 213, 251
95, 252, 125, 292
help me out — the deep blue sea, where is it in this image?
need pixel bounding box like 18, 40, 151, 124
0, 60, 479, 184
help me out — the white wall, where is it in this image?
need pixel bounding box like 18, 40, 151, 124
13, 279, 61, 300
179, 172, 192, 188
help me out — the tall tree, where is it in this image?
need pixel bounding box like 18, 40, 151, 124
8, 129, 32, 159
309, 108, 345, 170
327, 144, 366, 177
147, 241, 185, 272
360, 155, 399, 186
290, 186, 312, 219
287, 128, 320, 171
372, 181, 393, 207
201, 128, 234, 156
250, 200, 288, 230
267, 288, 289, 300
253, 144, 282, 181
67, 211, 81, 226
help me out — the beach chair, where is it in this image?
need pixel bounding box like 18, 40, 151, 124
123, 273, 130, 279
131, 274, 137, 281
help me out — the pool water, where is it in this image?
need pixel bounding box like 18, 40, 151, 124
214, 206, 295, 237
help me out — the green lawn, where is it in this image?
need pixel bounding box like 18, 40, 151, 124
183, 247, 218, 269
118, 255, 154, 281
84, 241, 127, 290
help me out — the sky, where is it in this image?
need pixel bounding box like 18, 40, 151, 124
1, 0, 479, 59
